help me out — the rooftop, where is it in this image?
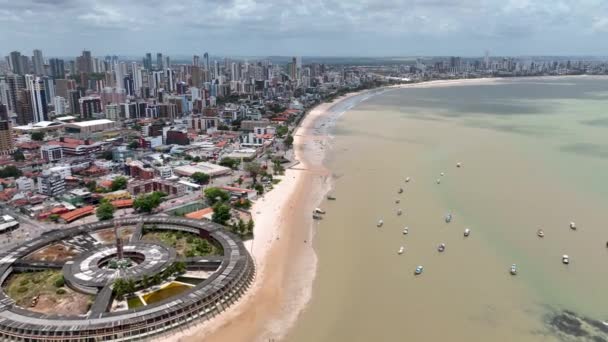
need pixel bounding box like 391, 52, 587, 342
65, 119, 115, 127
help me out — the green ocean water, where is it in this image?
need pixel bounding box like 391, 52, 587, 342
286, 76, 608, 342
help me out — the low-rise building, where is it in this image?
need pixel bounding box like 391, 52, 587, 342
127, 179, 186, 197
64, 119, 116, 134
173, 162, 231, 177
37, 171, 66, 197
16, 177, 35, 193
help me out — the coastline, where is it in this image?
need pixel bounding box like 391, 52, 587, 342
161, 74, 599, 342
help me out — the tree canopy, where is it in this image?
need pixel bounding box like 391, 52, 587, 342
204, 187, 229, 205
219, 157, 240, 170
211, 203, 231, 225
133, 192, 166, 213
128, 140, 139, 149
30, 131, 45, 141
284, 134, 294, 148
244, 162, 263, 184
12, 150, 25, 162
0, 165, 22, 178
110, 176, 128, 191
96, 200, 115, 221
191, 172, 210, 185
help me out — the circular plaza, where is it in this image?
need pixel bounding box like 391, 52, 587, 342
0, 216, 255, 341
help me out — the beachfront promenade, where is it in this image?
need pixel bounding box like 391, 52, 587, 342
0, 216, 255, 341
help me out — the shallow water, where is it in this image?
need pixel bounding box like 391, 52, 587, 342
286, 77, 608, 342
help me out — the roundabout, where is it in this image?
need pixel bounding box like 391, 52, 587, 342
0, 216, 255, 341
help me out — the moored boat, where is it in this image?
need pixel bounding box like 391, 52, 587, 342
464, 228, 471, 237
570, 222, 577, 230
398, 246, 404, 255
327, 195, 336, 200
403, 227, 409, 235
562, 254, 570, 264
314, 208, 326, 214
377, 220, 383, 227
405, 177, 411, 183
510, 264, 517, 275
437, 243, 446, 252
445, 213, 452, 223
397, 209, 403, 216
415, 265, 424, 275
537, 229, 544, 238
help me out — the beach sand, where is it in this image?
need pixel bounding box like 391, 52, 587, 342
160, 77, 518, 342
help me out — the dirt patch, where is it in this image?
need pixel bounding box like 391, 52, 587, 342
3, 270, 92, 316
142, 229, 222, 258
25, 243, 80, 262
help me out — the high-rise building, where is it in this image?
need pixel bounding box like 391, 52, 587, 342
28, 76, 48, 123
164, 56, 170, 70
54, 96, 67, 116
76, 50, 93, 73
79, 96, 102, 118
193, 55, 200, 67
0, 117, 14, 155
68, 89, 81, 115
143, 53, 152, 71
16, 90, 33, 125
42, 77, 55, 106
49, 58, 65, 79
5, 74, 25, 114
37, 171, 66, 196
156, 53, 163, 70
191, 66, 202, 87
204, 52, 210, 71
32, 49, 45, 75
55, 79, 75, 99
9, 51, 24, 75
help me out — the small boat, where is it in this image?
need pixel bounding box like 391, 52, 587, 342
377, 220, 384, 228
395, 199, 400, 204
537, 229, 544, 238
327, 196, 336, 200
403, 227, 409, 235
464, 228, 471, 237
314, 208, 326, 214
456, 162, 462, 168
415, 265, 424, 275
397, 209, 403, 216
405, 177, 411, 183
510, 264, 517, 275
562, 255, 570, 264
398, 246, 404, 255
312, 214, 323, 220
569, 222, 576, 230
436, 179, 441, 184
437, 243, 446, 252
398, 188, 404, 194
440, 172, 445, 176
445, 213, 452, 223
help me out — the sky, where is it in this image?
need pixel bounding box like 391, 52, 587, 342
2, 0, 608, 57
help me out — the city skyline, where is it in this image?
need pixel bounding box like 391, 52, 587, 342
3, 0, 608, 57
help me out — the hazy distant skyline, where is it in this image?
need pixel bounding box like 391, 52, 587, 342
2, 0, 608, 57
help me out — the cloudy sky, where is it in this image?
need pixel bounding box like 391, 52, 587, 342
1, 0, 608, 57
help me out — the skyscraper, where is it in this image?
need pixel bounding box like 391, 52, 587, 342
144, 53, 152, 71
204, 52, 210, 71
5, 74, 25, 115
9, 51, 24, 75
77, 50, 93, 73
28, 77, 48, 123
32, 49, 45, 75
49, 58, 65, 79
193, 55, 200, 67
156, 53, 163, 70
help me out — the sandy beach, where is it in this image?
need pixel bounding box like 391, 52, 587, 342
161, 76, 553, 342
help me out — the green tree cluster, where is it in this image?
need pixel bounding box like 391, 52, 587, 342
96, 200, 115, 221
0, 165, 22, 178
12, 150, 25, 162
244, 162, 263, 184
30, 131, 45, 141
133, 192, 167, 213
110, 176, 128, 191
204, 187, 230, 205
191, 172, 210, 185
219, 157, 240, 170
276, 125, 289, 138
230, 219, 254, 238
284, 134, 294, 148
212, 203, 231, 225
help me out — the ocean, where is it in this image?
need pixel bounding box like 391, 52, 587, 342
286, 76, 608, 342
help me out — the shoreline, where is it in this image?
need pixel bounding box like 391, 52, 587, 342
160, 74, 602, 342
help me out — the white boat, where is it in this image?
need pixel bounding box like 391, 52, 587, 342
437, 243, 446, 252
398, 188, 404, 194
377, 220, 383, 227
398, 246, 404, 255
570, 222, 577, 230
436, 179, 441, 184
314, 208, 326, 214
562, 255, 570, 264
405, 177, 411, 183
415, 265, 424, 275
464, 228, 471, 237
456, 162, 462, 168
440, 172, 445, 176
397, 209, 403, 216
403, 227, 409, 235
510, 264, 517, 275
537, 229, 544, 238
445, 213, 452, 223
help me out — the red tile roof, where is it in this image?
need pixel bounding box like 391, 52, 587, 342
185, 207, 214, 220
